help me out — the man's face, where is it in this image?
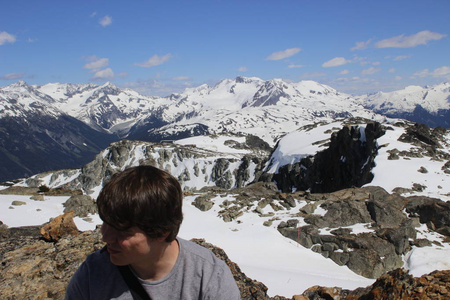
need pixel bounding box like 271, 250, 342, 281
101, 223, 158, 266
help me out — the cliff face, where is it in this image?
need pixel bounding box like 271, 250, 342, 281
0, 220, 449, 300
272, 121, 384, 193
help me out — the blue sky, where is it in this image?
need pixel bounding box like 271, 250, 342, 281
1, 0, 449, 96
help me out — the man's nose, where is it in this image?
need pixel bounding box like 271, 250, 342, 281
101, 223, 117, 243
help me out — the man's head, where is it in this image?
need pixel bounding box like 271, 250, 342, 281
97, 165, 183, 242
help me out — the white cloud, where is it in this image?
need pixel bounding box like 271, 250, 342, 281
395, 76, 402, 80
288, 64, 303, 69
413, 66, 450, 78
0, 31, 16, 45
388, 68, 396, 73
433, 66, 450, 77
339, 69, 350, 75
135, 54, 173, 68
393, 55, 410, 61
322, 57, 350, 68
351, 39, 372, 51
238, 66, 247, 72
375, 30, 447, 48
90, 12, 97, 18
99, 15, 112, 27
83, 57, 109, 71
0, 72, 25, 80
266, 48, 301, 60
171, 76, 191, 81
413, 69, 431, 78
91, 68, 114, 80
361, 67, 381, 75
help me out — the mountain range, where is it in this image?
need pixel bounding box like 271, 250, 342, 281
0, 77, 449, 181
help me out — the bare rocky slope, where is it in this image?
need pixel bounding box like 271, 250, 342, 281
0, 208, 449, 300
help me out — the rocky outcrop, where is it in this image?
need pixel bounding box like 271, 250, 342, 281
22, 135, 271, 195
271, 121, 385, 193
406, 195, 450, 236
276, 186, 435, 278
0, 225, 104, 299
204, 183, 448, 279
298, 268, 450, 299
63, 195, 97, 218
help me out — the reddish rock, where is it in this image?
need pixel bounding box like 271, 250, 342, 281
40, 211, 79, 242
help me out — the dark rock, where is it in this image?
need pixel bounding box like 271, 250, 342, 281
63, 195, 97, 218
320, 199, 372, 227
347, 249, 387, 278
272, 121, 385, 193
211, 158, 234, 189
192, 194, 215, 211
406, 196, 450, 237
378, 225, 416, 255
366, 192, 407, 228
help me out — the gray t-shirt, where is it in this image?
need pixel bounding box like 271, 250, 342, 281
65, 238, 241, 300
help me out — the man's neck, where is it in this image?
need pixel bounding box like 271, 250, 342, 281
131, 239, 180, 281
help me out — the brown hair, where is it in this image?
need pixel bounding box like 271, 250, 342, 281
97, 165, 183, 242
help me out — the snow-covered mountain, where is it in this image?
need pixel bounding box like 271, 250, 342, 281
37, 81, 163, 136
16, 76, 378, 144
125, 76, 380, 144
360, 82, 450, 128
0, 81, 63, 118
0, 81, 116, 181
1, 77, 449, 182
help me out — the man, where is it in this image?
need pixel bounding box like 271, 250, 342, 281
66, 165, 241, 300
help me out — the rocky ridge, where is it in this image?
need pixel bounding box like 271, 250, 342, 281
19, 133, 272, 196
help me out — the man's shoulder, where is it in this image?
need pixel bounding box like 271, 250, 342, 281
176, 238, 240, 299
178, 238, 227, 267
82, 247, 116, 272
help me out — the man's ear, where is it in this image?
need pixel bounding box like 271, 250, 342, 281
157, 232, 170, 242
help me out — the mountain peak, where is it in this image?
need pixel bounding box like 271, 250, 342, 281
235, 76, 264, 84
100, 81, 115, 88
7, 80, 32, 90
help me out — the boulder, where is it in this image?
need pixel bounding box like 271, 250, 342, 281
63, 195, 97, 218
192, 194, 215, 211
406, 196, 450, 237
40, 211, 79, 242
